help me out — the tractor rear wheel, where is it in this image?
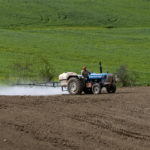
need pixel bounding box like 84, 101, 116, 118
107, 84, 116, 93
92, 83, 101, 94
67, 78, 83, 95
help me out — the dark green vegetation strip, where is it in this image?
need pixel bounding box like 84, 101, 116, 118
0, 0, 150, 84
1, 0, 150, 28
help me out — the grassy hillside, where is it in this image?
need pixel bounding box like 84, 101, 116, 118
0, 0, 150, 28
0, 0, 150, 85
0, 27, 150, 84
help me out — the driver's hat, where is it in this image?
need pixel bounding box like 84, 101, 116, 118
82, 66, 86, 70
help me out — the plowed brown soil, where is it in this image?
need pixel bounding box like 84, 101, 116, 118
0, 87, 150, 150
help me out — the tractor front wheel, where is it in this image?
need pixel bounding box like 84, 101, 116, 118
107, 84, 116, 93
92, 83, 101, 94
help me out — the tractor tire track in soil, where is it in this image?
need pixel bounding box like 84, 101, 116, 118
0, 87, 150, 150
69, 114, 150, 141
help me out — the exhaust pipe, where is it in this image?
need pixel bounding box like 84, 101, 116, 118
99, 61, 103, 73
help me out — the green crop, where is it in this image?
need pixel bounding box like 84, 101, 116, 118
0, 0, 150, 85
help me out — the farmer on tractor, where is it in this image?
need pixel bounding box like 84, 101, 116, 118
81, 66, 91, 78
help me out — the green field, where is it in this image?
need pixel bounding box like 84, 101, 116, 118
0, 0, 150, 84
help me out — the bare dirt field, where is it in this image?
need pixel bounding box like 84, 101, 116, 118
0, 87, 150, 150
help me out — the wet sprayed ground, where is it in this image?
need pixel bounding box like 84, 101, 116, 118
0, 87, 150, 150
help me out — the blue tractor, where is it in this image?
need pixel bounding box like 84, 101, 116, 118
59, 63, 116, 95
82, 72, 116, 94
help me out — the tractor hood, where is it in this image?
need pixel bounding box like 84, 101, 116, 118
88, 73, 108, 80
